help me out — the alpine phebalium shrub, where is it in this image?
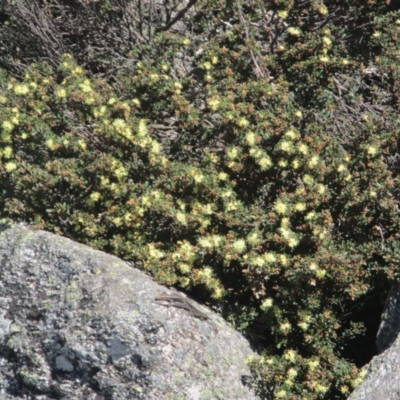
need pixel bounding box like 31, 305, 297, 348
1, 0, 400, 398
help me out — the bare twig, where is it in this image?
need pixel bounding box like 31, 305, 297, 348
236, 0, 268, 79
156, 0, 197, 32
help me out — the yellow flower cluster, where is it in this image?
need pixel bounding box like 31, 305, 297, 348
247, 255, 265, 267
237, 117, 249, 128
57, 88, 67, 98
247, 230, 261, 246
226, 146, 240, 159
279, 226, 299, 248
297, 312, 312, 331
93, 105, 106, 117
275, 390, 287, 399
280, 321, 292, 333
112, 118, 133, 140
249, 147, 273, 170
132, 98, 140, 107
263, 252, 276, 263
172, 240, 196, 263
190, 168, 204, 184
351, 368, 367, 388
175, 212, 187, 226
308, 358, 320, 371
147, 243, 165, 259
2, 120, 14, 133
232, 239, 246, 253
137, 119, 148, 137
366, 145, 377, 155
218, 172, 228, 180
198, 266, 224, 298
110, 159, 127, 180
279, 140, 293, 153
1, 146, 13, 158
4, 162, 17, 172
274, 199, 288, 215
79, 79, 92, 93
13, 84, 29, 95
177, 262, 191, 274
287, 27, 301, 36
257, 155, 273, 170
313, 383, 328, 393
189, 236, 211, 251
89, 192, 101, 202
207, 96, 220, 111
72, 66, 84, 76
260, 298, 273, 310
284, 350, 297, 363
173, 82, 182, 94
278, 10, 288, 19
318, 4, 328, 15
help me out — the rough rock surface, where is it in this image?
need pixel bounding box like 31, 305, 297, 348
0, 223, 259, 399
348, 283, 400, 400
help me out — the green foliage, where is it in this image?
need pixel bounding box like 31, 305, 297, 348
1, 0, 400, 398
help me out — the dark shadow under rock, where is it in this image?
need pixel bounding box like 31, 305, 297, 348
348, 282, 400, 400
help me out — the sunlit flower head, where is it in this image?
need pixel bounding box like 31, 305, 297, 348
303, 174, 314, 185
2, 121, 13, 132
305, 211, 317, 220
322, 36, 332, 46
237, 117, 249, 128
90, 192, 101, 202
14, 84, 29, 95
308, 155, 319, 168
176, 212, 187, 225
258, 156, 272, 170
308, 359, 320, 371
318, 4, 328, 15
298, 143, 309, 154
284, 350, 296, 362
280, 321, 291, 333
227, 147, 239, 159
274, 199, 287, 215
367, 145, 377, 155
218, 172, 228, 180
4, 162, 17, 172
298, 321, 309, 330
287, 237, 299, 248
278, 10, 288, 19
261, 298, 273, 310
280, 140, 293, 152
287, 368, 298, 379
285, 129, 298, 140
57, 89, 67, 98
263, 252, 276, 263
246, 131, 256, 146
232, 239, 247, 253
294, 202, 306, 211
287, 27, 301, 36
207, 96, 220, 111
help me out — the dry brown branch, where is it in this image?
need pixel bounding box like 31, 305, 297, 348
156, 0, 197, 32
236, 0, 267, 79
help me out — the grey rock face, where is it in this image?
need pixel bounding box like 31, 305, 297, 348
0, 223, 259, 399
348, 283, 400, 400
376, 282, 400, 354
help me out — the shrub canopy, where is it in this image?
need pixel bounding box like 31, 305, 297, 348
1, 0, 400, 398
